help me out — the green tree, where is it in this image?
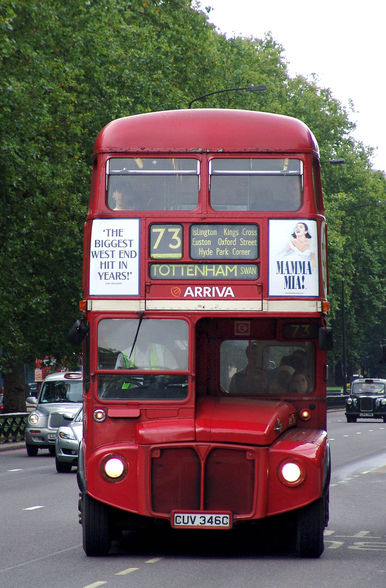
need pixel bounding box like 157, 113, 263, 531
0, 0, 384, 410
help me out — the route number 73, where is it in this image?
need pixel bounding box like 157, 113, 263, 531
150, 224, 183, 259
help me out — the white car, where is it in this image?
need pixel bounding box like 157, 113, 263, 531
55, 407, 83, 473
25, 372, 82, 456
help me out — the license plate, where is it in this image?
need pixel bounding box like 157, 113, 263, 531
48, 433, 57, 441
360, 412, 373, 416
172, 511, 232, 529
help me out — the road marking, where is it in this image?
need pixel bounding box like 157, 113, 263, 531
326, 540, 344, 549
373, 465, 386, 473
333, 531, 381, 539
146, 557, 162, 564
8, 468, 23, 472
24, 506, 44, 511
332, 461, 386, 487
326, 530, 386, 552
349, 541, 386, 551
0, 545, 81, 572
83, 583, 107, 588
115, 568, 139, 575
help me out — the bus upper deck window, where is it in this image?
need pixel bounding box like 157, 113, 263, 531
106, 158, 199, 211
209, 158, 303, 212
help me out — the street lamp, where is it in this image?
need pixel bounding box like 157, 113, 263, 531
320, 158, 346, 165
341, 200, 386, 393
188, 85, 267, 109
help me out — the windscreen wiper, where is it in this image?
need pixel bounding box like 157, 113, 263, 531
127, 312, 144, 364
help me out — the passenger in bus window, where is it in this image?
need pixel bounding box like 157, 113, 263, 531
228, 342, 268, 394
282, 349, 307, 373
268, 365, 294, 394
288, 371, 311, 394
111, 188, 136, 210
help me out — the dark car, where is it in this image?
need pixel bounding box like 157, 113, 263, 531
25, 371, 82, 456
345, 378, 386, 422
26, 382, 38, 398
55, 407, 83, 473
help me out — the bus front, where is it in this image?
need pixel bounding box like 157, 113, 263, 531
75, 109, 331, 558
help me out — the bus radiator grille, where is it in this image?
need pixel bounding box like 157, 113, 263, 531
151, 446, 255, 515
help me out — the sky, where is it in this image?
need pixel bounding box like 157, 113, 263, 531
196, 0, 385, 173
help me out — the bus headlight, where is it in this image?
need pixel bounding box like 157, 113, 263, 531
279, 461, 305, 486
102, 456, 127, 481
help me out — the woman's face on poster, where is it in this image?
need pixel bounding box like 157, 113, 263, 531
295, 223, 307, 237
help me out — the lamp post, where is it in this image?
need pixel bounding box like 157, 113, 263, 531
188, 84, 267, 109
341, 200, 386, 393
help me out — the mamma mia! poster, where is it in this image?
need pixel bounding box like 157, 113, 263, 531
268, 219, 319, 297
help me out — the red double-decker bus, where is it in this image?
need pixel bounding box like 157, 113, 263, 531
72, 108, 332, 557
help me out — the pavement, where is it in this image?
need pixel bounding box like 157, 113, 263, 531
0, 441, 25, 451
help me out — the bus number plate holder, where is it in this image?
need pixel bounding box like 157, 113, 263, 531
172, 511, 232, 529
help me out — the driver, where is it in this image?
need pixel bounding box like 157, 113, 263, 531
115, 341, 178, 370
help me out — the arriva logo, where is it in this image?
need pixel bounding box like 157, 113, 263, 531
183, 286, 235, 298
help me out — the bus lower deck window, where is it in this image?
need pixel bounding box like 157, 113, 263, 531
220, 339, 313, 395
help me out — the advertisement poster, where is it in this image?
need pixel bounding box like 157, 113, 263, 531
89, 218, 140, 296
268, 219, 319, 297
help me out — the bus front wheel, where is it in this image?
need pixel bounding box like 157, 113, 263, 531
82, 493, 111, 556
295, 496, 325, 558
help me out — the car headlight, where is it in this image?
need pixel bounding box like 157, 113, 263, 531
381, 399, 386, 406
58, 430, 76, 440
28, 412, 40, 425
346, 398, 353, 405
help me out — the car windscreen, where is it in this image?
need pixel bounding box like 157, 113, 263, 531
351, 382, 385, 395
39, 380, 83, 403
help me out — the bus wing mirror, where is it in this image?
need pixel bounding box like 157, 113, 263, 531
68, 319, 89, 345
318, 327, 333, 351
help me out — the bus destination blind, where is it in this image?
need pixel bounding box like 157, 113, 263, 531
149, 223, 259, 281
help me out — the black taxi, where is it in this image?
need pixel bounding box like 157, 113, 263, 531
345, 378, 386, 422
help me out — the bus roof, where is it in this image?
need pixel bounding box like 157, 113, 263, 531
94, 109, 319, 156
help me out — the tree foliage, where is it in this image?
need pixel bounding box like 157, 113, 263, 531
0, 0, 385, 408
